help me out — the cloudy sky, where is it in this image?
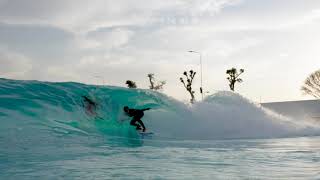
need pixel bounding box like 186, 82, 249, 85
0, 0, 320, 102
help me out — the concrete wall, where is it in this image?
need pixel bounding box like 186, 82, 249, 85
262, 100, 320, 122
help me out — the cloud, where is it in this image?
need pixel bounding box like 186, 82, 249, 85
0, 22, 75, 64
0, 0, 240, 32
1, 0, 320, 102
86, 27, 134, 49
0, 48, 32, 79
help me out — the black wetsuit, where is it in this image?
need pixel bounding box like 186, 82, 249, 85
126, 108, 148, 131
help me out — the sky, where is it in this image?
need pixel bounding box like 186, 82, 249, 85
0, 0, 320, 103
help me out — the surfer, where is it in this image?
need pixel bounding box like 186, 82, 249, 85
123, 106, 151, 132
82, 96, 98, 116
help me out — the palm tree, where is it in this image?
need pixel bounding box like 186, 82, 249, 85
180, 70, 196, 103
126, 80, 137, 88
226, 68, 244, 91
301, 69, 320, 98
147, 73, 166, 91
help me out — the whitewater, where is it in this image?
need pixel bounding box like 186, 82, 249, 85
1, 78, 320, 179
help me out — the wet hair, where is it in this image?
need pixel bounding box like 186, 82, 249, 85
123, 106, 129, 111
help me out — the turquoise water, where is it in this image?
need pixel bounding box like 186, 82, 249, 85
0, 78, 319, 179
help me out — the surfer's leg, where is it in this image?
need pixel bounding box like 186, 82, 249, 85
130, 119, 142, 130
135, 113, 145, 131
136, 119, 146, 132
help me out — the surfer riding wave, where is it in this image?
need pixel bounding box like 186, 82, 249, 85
123, 106, 151, 132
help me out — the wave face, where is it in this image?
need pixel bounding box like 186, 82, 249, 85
0, 78, 319, 142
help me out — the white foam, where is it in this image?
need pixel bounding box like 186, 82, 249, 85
145, 91, 320, 140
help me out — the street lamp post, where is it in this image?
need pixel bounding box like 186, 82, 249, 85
188, 50, 203, 100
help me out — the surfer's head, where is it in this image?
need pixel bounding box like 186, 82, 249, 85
123, 106, 129, 113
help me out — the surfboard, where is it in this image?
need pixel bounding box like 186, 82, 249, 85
138, 130, 154, 137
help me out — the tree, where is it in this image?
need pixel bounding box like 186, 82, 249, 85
180, 70, 196, 103
226, 68, 244, 91
301, 69, 320, 98
147, 73, 166, 91
126, 80, 137, 88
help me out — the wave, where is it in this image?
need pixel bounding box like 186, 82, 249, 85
0, 78, 319, 141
